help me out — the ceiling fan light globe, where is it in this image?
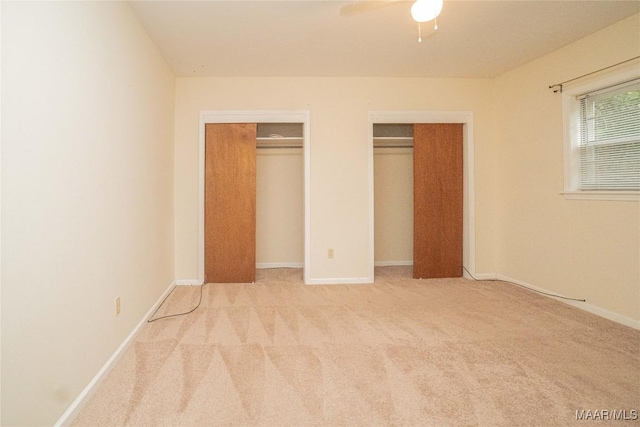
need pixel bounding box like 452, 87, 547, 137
411, 0, 443, 23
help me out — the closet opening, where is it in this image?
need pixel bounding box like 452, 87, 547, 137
373, 124, 414, 275
371, 118, 468, 280
198, 111, 310, 285
256, 123, 304, 270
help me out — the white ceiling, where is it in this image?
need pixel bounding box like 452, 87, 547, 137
129, 0, 640, 78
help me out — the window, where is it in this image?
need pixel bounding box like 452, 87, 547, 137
563, 68, 640, 201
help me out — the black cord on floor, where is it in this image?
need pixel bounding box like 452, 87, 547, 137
462, 266, 586, 302
147, 282, 207, 322
146, 267, 585, 321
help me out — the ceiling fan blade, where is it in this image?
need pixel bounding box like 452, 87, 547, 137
340, 0, 404, 17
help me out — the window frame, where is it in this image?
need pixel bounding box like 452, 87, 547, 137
561, 64, 640, 201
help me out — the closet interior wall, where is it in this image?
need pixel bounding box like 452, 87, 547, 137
373, 124, 414, 266
256, 123, 305, 268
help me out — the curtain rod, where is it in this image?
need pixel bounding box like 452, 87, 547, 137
548, 56, 640, 93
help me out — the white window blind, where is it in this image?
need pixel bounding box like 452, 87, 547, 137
577, 79, 640, 190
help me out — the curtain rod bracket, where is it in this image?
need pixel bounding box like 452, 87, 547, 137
549, 84, 563, 93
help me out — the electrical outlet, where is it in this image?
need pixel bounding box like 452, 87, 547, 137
328, 248, 334, 259
115, 296, 121, 316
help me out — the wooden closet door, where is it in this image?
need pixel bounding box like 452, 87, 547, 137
205, 123, 257, 283
413, 123, 463, 279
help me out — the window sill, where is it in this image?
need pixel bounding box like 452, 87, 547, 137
561, 191, 640, 201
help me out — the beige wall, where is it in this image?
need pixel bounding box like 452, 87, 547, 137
493, 14, 640, 323
1, 2, 175, 425
174, 77, 499, 282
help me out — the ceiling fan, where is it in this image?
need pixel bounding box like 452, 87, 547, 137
340, 0, 444, 42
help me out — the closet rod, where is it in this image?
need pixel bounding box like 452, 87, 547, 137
256, 145, 303, 149
548, 56, 640, 93
374, 145, 414, 149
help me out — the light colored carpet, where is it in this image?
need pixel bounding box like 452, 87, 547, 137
72, 266, 639, 426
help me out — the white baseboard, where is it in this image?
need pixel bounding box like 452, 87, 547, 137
176, 279, 202, 286
54, 280, 177, 427
374, 261, 413, 267
569, 300, 640, 330
256, 262, 304, 269
305, 276, 373, 285
466, 272, 497, 280
496, 274, 640, 330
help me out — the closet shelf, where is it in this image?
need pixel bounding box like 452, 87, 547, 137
256, 137, 303, 141
373, 136, 414, 148
257, 136, 303, 149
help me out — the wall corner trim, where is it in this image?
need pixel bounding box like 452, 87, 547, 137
53, 280, 176, 427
